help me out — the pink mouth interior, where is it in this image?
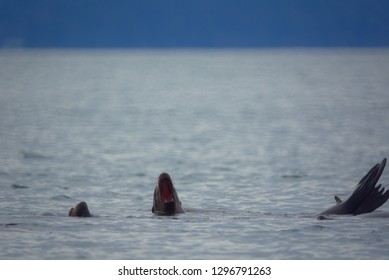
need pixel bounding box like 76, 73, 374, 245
160, 179, 174, 202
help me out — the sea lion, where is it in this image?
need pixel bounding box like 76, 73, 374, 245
152, 173, 185, 215
69, 201, 92, 217
317, 158, 389, 217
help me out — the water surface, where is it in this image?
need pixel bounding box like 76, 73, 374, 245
1, 49, 389, 259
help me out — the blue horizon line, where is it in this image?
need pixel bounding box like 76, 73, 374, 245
2, 43, 389, 49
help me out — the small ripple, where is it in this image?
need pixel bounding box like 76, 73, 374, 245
310, 224, 326, 230
280, 228, 300, 233
21, 151, 50, 160
40, 211, 57, 217
281, 174, 306, 179
135, 172, 146, 177
1, 223, 19, 227
11, 184, 29, 189
51, 195, 71, 200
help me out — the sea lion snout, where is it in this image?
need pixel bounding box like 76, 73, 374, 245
160, 178, 175, 203
152, 173, 185, 215
69, 201, 92, 217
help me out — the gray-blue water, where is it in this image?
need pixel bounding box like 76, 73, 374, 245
1, 49, 389, 259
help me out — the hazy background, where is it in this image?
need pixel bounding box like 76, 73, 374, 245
1, 0, 389, 48
2, 0, 389, 260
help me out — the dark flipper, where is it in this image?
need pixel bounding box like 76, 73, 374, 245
353, 184, 389, 215
344, 158, 386, 214
334, 195, 342, 204
317, 158, 388, 217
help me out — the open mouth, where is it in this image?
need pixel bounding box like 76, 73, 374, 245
160, 179, 175, 203
153, 173, 182, 214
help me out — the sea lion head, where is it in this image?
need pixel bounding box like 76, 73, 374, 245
152, 173, 185, 215
69, 201, 92, 217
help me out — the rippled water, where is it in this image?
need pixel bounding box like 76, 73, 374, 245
1, 49, 389, 259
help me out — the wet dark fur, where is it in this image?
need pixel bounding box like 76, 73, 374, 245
152, 172, 185, 215
317, 158, 389, 217
69, 201, 92, 217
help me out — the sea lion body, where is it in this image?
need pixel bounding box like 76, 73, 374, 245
317, 158, 389, 217
69, 201, 92, 217
152, 173, 185, 215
